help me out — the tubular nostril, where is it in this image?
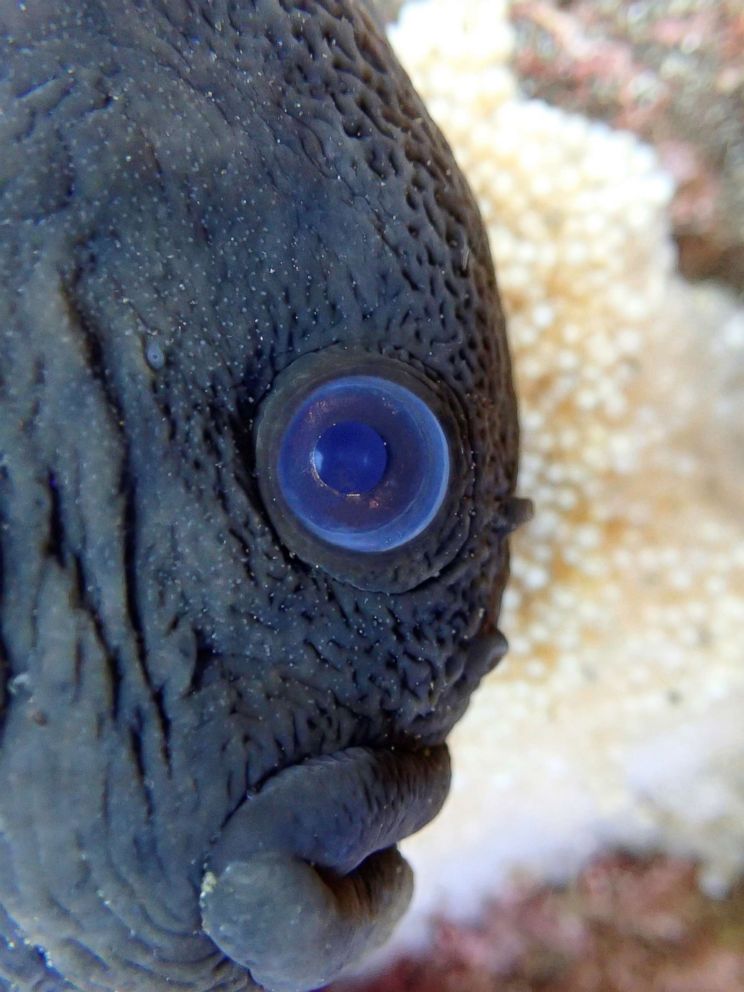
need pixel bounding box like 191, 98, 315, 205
499, 495, 534, 533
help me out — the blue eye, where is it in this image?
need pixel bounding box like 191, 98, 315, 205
254, 352, 471, 590
275, 376, 450, 553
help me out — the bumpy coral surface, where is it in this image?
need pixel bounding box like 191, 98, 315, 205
376, 0, 744, 956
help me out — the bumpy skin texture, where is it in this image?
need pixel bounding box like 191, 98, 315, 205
0, 1, 520, 990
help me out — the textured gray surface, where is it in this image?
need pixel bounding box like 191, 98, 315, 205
0, 1, 518, 989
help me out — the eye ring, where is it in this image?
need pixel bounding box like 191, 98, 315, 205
253, 350, 473, 592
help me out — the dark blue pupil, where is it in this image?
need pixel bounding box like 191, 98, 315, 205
277, 375, 449, 553
312, 422, 388, 495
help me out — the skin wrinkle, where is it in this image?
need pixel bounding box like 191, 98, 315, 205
97, 778, 180, 938
0, 1, 520, 989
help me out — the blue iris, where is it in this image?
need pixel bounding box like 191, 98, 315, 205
276, 375, 450, 553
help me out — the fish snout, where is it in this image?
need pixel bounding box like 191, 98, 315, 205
200, 744, 451, 992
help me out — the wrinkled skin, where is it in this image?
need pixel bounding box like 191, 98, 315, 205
0, 1, 521, 990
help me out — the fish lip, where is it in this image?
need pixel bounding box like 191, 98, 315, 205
200, 742, 451, 990
205, 741, 452, 876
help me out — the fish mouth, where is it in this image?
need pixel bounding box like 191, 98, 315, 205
200, 743, 451, 992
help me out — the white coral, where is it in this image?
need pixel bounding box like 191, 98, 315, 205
386, 0, 744, 952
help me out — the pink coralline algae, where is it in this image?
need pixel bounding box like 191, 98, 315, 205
336, 854, 744, 992
511, 0, 744, 287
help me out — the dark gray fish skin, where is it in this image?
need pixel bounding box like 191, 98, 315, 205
0, 1, 520, 990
